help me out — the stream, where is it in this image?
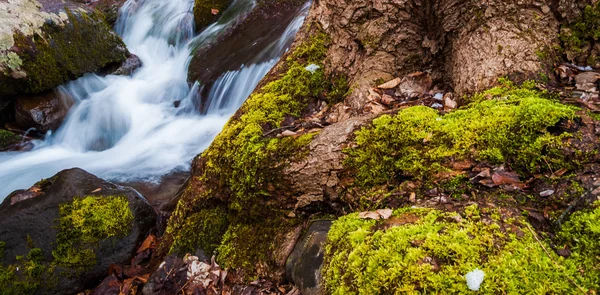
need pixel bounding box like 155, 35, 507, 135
0, 0, 309, 199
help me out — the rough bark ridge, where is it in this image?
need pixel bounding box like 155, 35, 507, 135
309, 0, 593, 110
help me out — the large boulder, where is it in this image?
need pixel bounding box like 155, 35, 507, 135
0, 168, 157, 295
0, 0, 128, 98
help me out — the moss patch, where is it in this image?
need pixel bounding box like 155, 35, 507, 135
345, 80, 579, 187
0, 247, 47, 295
560, 3, 600, 65
168, 208, 229, 256
52, 195, 133, 270
163, 28, 334, 278
0, 130, 20, 150
0, 9, 127, 96
323, 206, 595, 294
556, 204, 600, 289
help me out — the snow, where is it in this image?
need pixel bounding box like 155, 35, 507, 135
465, 269, 485, 291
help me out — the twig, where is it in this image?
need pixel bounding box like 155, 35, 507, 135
524, 223, 587, 294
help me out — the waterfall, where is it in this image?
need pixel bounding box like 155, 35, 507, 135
0, 0, 309, 199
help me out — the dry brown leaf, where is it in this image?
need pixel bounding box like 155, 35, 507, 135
91, 188, 102, 193
377, 77, 401, 89
136, 234, 156, 253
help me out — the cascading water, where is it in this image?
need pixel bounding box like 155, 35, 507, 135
0, 0, 309, 199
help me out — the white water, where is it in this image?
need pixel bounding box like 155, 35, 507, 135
0, 0, 309, 199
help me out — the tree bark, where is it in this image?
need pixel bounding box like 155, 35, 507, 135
308, 0, 591, 110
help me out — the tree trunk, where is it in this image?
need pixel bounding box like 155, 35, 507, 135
309, 0, 591, 109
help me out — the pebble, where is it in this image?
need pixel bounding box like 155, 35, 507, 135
433, 93, 444, 100
539, 189, 555, 197
431, 103, 443, 109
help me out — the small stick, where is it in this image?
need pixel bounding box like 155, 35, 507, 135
524, 223, 587, 294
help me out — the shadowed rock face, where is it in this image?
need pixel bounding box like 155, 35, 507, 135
0, 0, 128, 98
0, 168, 156, 295
187, 0, 307, 112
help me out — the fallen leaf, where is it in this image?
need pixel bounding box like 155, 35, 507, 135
91, 188, 102, 193
137, 234, 156, 253
491, 170, 521, 186
377, 77, 401, 89
211, 8, 219, 15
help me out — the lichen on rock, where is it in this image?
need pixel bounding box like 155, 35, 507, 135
0, 0, 128, 97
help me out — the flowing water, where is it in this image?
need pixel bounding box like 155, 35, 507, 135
0, 0, 309, 199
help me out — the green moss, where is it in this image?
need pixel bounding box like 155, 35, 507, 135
560, 3, 600, 64
52, 195, 133, 270
0, 248, 47, 295
163, 29, 333, 278
345, 81, 579, 187
0, 9, 127, 96
200, 31, 329, 212
0, 130, 20, 150
216, 217, 298, 274
556, 204, 600, 289
323, 206, 593, 294
168, 208, 228, 255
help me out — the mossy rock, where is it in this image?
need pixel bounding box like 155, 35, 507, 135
162, 26, 348, 280
323, 205, 598, 294
193, 0, 234, 31
0, 129, 20, 151
0, 0, 128, 97
0, 168, 156, 294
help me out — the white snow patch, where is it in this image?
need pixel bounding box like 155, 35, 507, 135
465, 269, 485, 291
305, 64, 320, 73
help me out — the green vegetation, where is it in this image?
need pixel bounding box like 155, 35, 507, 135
53, 195, 133, 270
556, 204, 600, 289
199, 31, 329, 211
560, 3, 600, 64
164, 28, 335, 278
0, 247, 47, 295
345, 80, 579, 187
323, 206, 595, 294
216, 217, 298, 272
0, 130, 20, 150
168, 208, 228, 255
1, 9, 127, 96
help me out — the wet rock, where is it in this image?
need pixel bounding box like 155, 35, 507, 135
285, 221, 332, 295
88, 0, 128, 26
194, 0, 234, 31
14, 90, 73, 133
0, 129, 22, 151
188, 0, 307, 112
0, 168, 156, 295
0, 0, 128, 97
112, 54, 143, 76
